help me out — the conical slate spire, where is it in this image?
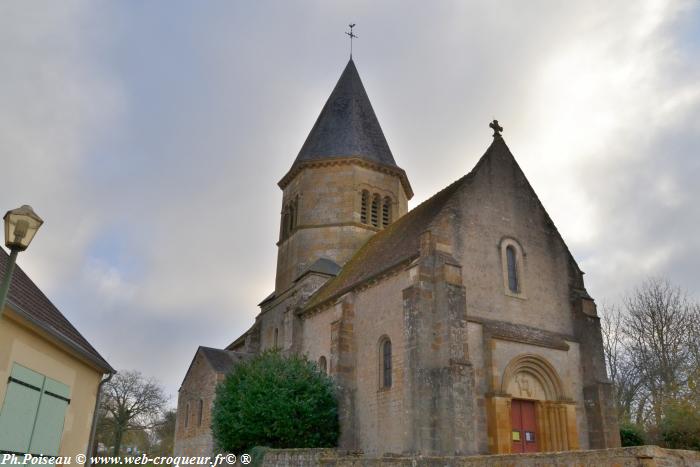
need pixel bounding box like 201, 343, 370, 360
293, 59, 397, 168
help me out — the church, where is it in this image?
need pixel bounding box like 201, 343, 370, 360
174, 57, 620, 457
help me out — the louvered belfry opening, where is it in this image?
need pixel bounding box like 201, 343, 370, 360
382, 196, 392, 227
361, 190, 369, 224
370, 195, 380, 227
280, 195, 300, 241
360, 190, 393, 229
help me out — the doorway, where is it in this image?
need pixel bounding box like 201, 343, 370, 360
511, 399, 538, 453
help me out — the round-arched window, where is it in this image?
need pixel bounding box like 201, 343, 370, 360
506, 245, 518, 293
379, 337, 392, 388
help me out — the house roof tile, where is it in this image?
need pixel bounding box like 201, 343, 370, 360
1, 249, 113, 372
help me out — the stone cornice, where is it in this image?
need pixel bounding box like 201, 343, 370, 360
278, 156, 414, 200
276, 221, 380, 246
471, 316, 575, 350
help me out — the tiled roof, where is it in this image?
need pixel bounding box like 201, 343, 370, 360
292, 59, 397, 169
1, 249, 113, 372
199, 346, 251, 373
295, 257, 341, 281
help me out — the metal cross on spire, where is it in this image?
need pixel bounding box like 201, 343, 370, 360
346, 24, 358, 58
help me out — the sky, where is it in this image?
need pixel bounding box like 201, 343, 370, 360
1, 1, 698, 403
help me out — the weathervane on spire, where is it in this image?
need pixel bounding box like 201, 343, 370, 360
489, 119, 503, 138
346, 24, 358, 58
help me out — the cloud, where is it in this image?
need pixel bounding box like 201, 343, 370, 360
83, 258, 137, 305
0, 2, 125, 287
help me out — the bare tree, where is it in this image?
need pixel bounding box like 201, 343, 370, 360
623, 278, 694, 426
100, 370, 168, 455
601, 304, 643, 423
685, 304, 700, 405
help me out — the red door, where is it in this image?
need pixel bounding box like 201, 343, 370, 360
511, 399, 538, 453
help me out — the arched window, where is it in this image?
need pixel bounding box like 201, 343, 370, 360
184, 402, 190, 428
370, 195, 380, 227
379, 337, 392, 388
273, 328, 279, 348
294, 196, 299, 228
318, 356, 327, 374
360, 190, 369, 224
382, 197, 392, 228
197, 399, 204, 426
281, 209, 290, 240
280, 196, 299, 241
506, 245, 518, 293
288, 204, 295, 233
500, 239, 526, 297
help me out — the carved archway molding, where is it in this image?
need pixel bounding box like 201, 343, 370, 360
500, 353, 567, 401
486, 353, 579, 454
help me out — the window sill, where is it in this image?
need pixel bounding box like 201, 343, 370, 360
504, 290, 527, 300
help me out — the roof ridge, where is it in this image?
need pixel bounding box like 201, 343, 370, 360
199, 345, 229, 352
200, 345, 251, 354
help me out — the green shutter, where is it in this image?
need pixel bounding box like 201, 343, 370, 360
0, 364, 43, 453
0, 364, 71, 458
29, 377, 70, 456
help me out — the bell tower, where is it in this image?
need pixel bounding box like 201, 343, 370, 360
275, 59, 413, 292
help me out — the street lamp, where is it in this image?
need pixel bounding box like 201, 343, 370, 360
0, 205, 43, 319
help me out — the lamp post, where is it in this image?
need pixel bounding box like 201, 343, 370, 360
0, 205, 43, 319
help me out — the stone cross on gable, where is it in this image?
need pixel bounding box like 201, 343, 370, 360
490, 119, 503, 137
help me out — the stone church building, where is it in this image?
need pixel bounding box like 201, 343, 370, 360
174, 58, 620, 456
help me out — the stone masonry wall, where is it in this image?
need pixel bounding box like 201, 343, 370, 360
260, 446, 700, 467
350, 272, 411, 455
301, 302, 340, 369
299, 272, 411, 454
174, 353, 222, 457
401, 233, 477, 455
300, 259, 411, 455
258, 273, 330, 354
449, 148, 577, 337
439, 140, 619, 448
276, 163, 409, 292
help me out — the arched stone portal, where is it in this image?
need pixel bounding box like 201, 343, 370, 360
486, 354, 579, 454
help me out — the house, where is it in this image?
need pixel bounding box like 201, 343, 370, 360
0, 249, 114, 458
